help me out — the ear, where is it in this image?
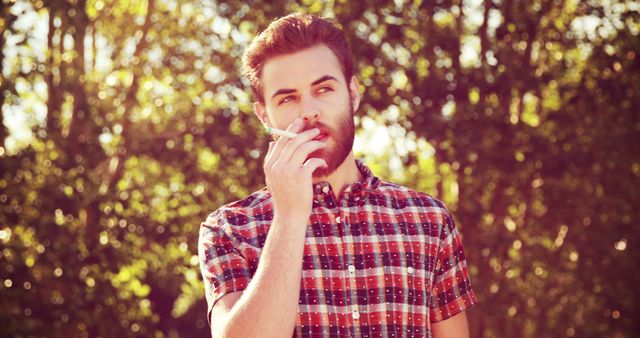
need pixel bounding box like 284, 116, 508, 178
348, 76, 361, 112
253, 101, 270, 127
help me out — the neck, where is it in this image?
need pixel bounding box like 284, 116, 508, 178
313, 152, 362, 199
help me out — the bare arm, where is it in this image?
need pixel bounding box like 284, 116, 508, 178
210, 216, 308, 338
431, 311, 470, 338
209, 118, 327, 338
209, 291, 242, 335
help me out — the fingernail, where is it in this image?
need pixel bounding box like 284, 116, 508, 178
293, 118, 301, 127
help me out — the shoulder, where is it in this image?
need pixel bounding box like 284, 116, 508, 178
374, 179, 449, 211
201, 187, 273, 231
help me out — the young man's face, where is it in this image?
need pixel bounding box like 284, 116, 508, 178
254, 43, 361, 178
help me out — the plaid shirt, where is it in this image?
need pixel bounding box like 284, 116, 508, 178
199, 159, 477, 337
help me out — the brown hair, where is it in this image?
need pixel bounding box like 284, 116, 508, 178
241, 13, 355, 104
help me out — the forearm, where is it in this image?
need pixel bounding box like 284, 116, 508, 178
431, 312, 470, 338
219, 215, 307, 338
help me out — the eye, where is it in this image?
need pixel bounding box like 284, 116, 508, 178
317, 86, 334, 94
279, 96, 294, 105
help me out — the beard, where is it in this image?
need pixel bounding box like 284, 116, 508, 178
307, 99, 355, 178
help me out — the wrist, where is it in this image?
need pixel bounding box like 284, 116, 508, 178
273, 211, 309, 228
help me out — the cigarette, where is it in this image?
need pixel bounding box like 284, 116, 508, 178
265, 126, 298, 138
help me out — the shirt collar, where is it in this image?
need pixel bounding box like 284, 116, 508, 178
312, 159, 380, 196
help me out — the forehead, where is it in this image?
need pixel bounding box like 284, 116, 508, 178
261, 44, 344, 97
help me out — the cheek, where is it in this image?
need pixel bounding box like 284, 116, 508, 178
326, 92, 350, 106
323, 97, 351, 122
278, 118, 297, 130
267, 107, 297, 129
319, 96, 348, 117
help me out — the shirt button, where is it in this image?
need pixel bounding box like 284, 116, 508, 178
352, 311, 360, 320
348, 265, 356, 273
322, 186, 330, 194
335, 216, 341, 223
407, 266, 414, 274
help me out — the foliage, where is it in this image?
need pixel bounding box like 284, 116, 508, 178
1, 0, 638, 337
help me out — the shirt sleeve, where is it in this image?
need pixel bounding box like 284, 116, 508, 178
428, 208, 478, 322
198, 209, 253, 326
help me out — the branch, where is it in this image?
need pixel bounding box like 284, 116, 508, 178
66, 0, 91, 162
523, 0, 553, 69
0, 4, 18, 148
479, 0, 491, 66
107, 0, 156, 191
45, 7, 64, 145
453, 0, 463, 74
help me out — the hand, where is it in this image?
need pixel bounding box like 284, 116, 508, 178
263, 118, 328, 224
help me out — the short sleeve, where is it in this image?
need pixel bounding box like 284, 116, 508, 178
429, 210, 478, 322
198, 210, 253, 326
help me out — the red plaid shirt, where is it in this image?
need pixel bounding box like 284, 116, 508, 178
199, 159, 477, 337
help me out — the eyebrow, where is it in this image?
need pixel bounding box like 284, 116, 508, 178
270, 75, 339, 101
311, 75, 338, 86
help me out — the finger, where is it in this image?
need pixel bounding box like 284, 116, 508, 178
286, 117, 305, 133
267, 118, 304, 168
287, 140, 328, 167
277, 128, 321, 165
302, 157, 329, 176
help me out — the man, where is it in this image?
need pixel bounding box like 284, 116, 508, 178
198, 13, 477, 338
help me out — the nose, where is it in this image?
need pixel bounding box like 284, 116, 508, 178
299, 96, 320, 124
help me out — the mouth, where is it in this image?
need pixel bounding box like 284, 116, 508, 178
312, 131, 329, 142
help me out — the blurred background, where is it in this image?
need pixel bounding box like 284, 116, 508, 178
1, 0, 638, 337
